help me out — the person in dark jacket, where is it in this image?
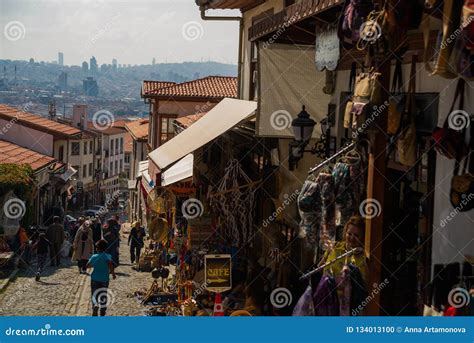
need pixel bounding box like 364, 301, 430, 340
91, 218, 102, 253
104, 216, 120, 266
128, 221, 145, 264
33, 233, 51, 281
46, 216, 65, 267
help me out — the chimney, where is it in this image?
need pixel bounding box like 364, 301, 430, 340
72, 104, 88, 129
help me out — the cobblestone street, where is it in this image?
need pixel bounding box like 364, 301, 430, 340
0, 228, 154, 316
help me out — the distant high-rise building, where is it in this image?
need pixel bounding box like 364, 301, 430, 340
90, 56, 98, 75
82, 61, 89, 72
112, 59, 117, 71
152, 58, 156, 65
58, 52, 64, 66
58, 72, 68, 92
83, 77, 99, 97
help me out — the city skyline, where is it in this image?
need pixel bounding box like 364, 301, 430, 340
0, 0, 240, 65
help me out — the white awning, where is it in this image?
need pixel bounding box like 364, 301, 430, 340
149, 98, 257, 170
161, 153, 193, 187
137, 160, 153, 192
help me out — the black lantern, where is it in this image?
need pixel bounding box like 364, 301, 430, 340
289, 105, 332, 171
291, 105, 316, 143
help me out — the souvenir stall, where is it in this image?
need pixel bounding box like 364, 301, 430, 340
260, 0, 474, 316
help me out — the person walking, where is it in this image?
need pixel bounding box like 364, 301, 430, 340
105, 216, 121, 266
128, 221, 145, 264
46, 216, 65, 267
72, 220, 94, 274
91, 218, 102, 253
33, 233, 51, 281
87, 239, 116, 316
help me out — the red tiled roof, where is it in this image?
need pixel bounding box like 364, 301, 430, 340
112, 119, 130, 129
142, 81, 176, 96
0, 139, 55, 171
86, 122, 126, 135
0, 104, 81, 138
142, 76, 237, 99
125, 119, 149, 141
124, 132, 133, 153
175, 112, 207, 129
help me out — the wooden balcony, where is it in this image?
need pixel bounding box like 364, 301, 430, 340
249, 0, 345, 42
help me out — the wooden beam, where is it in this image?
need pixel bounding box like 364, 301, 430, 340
365, 58, 391, 316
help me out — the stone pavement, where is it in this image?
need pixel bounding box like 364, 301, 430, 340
0, 226, 154, 316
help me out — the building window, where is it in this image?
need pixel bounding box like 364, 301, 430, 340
89, 141, 93, 154
115, 160, 118, 174
115, 138, 119, 155
71, 142, 80, 155
111, 139, 114, 155
58, 145, 64, 161
110, 162, 113, 175
120, 137, 123, 154
89, 163, 93, 177
249, 42, 259, 101
83, 141, 87, 155
120, 160, 123, 172
125, 154, 130, 163
82, 165, 87, 178
160, 117, 176, 144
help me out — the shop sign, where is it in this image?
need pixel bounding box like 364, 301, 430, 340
204, 254, 232, 293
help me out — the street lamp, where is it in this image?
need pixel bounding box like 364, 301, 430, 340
289, 105, 331, 170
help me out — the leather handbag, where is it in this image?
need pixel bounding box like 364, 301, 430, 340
432, 78, 469, 160
388, 59, 406, 135
397, 55, 418, 166
450, 157, 474, 212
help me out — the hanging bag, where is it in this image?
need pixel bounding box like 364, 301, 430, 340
387, 59, 406, 135
449, 0, 474, 80
397, 55, 418, 166
432, 78, 469, 160
422, 0, 464, 78
450, 154, 474, 212
343, 63, 357, 129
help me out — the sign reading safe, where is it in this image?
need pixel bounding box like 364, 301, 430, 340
205, 254, 232, 293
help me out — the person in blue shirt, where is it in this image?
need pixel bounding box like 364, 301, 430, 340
87, 239, 116, 316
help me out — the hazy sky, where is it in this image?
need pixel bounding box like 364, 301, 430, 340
0, 0, 240, 65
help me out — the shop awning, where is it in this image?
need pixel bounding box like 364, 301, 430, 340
149, 98, 257, 170
137, 160, 153, 193
161, 153, 194, 187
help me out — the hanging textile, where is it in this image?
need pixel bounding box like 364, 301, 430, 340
313, 274, 340, 316
210, 159, 256, 246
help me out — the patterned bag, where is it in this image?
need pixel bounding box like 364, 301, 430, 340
338, 0, 374, 49
449, 0, 474, 79
450, 156, 474, 212
387, 59, 406, 135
